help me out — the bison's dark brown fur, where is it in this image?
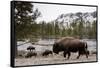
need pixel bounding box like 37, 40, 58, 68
42, 50, 52, 56
53, 37, 89, 59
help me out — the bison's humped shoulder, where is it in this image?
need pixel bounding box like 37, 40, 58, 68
62, 39, 81, 46
55, 37, 75, 43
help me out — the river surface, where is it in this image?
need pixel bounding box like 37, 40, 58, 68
17, 39, 97, 52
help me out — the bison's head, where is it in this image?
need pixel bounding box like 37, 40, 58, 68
53, 43, 63, 54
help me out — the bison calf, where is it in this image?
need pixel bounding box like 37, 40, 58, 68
42, 50, 52, 56
25, 52, 37, 58
27, 46, 35, 52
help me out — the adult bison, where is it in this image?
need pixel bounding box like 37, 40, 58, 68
53, 37, 89, 59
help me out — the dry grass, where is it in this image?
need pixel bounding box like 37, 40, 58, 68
15, 51, 97, 66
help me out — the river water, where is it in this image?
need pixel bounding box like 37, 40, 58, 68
17, 39, 97, 52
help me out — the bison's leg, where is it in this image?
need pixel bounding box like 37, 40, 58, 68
85, 50, 88, 58
63, 51, 67, 58
77, 55, 80, 59
63, 51, 71, 59
86, 54, 88, 58
30, 49, 31, 52
67, 52, 71, 59
77, 51, 81, 59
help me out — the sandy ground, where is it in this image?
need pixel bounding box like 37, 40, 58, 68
15, 53, 97, 66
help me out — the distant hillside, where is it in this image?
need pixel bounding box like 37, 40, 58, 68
55, 11, 97, 28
